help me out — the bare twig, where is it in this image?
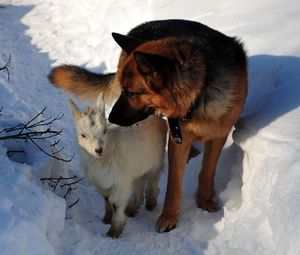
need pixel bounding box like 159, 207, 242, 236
52, 146, 64, 155
40, 175, 83, 212
67, 198, 80, 210
60, 177, 84, 188
7, 150, 25, 157
40, 175, 83, 196
40, 175, 79, 182
0, 107, 74, 162
0, 54, 11, 82
29, 138, 74, 162
50, 140, 60, 147
63, 186, 77, 199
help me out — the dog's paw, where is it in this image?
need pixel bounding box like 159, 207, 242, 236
196, 195, 220, 212
106, 225, 124, 239
155, 214, 177, 233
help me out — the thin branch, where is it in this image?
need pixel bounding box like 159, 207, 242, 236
40, 175, 81, 193
60, 177, 84, 188
7, 150, 25, 157
0, 123, 23, 134
0, 54, 11, 82
40, 176, 83, 209
67, 198, 80, 210
63, 186, 77, 199
0, 108, 74, 162
50, 140, 60, 147
52, 146, 64, 155
29, 137, 74, 162
0, 130, 62, 140
17, 107, 46, 135
40, 175, 78, 182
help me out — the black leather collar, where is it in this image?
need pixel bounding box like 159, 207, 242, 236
168, 118, 182, 144
167, 94, 201, 144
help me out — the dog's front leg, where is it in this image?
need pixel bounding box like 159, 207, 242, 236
196, 136, 227, 212
156, 133, 193, 232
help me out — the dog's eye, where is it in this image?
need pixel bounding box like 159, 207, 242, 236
123, 91, 137, 99
81, 133, 87, 138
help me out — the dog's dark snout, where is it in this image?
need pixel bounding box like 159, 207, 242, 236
95, 148, 103, 156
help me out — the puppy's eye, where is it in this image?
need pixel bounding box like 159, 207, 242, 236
81, 134, 87, 138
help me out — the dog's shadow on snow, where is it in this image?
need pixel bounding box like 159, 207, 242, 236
218, 54, 300, 200
176, 54, 300, 247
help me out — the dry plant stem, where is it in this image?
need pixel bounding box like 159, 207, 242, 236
67, 198, 80, 210
0, 54, 11, 82
0, 107, 74, 162
40, 175, 83, 209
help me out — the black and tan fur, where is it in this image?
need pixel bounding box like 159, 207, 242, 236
48, 19, 247, 233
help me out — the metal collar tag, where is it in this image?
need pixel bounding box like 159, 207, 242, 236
168, 118, 182, 144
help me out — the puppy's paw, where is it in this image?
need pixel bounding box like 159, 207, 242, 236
125, 206, 139, 217
102, 214, 112, 224
145, 198, 157, 211
106, 225, 124, 239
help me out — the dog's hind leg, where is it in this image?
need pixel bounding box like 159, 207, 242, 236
196, 136, 227, 212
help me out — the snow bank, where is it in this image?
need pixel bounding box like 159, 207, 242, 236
206, 55, 300, 254
0, 5, 72, 255
0, 137, 66, 255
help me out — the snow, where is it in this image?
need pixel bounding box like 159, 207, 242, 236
0, 0, 300, 254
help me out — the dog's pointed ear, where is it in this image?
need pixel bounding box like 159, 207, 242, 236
69, 98, 81, 121
134, 51, 173, 91
134, 51, 169, 75
112, 33, 143, 54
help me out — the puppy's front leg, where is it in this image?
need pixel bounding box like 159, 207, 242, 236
107, 183, 131, 239
102, 197, 113, 224
156, 133, 193, 232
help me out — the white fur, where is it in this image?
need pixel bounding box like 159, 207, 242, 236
69, 97, 167, 238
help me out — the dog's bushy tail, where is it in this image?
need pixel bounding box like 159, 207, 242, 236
48, 65, 116, 101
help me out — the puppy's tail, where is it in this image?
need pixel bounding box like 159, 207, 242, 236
48, 65, 116, 101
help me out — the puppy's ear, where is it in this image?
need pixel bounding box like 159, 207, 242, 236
112, 33, 144, 54
96, 93, 106, 119
68, 98, 81, 121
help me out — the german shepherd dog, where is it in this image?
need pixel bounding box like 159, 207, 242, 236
49, 19, 247, 233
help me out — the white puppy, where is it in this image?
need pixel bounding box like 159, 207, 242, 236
69, 95, 167, 238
